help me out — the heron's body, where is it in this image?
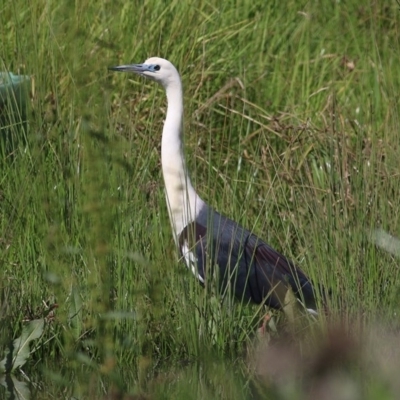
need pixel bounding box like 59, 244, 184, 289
109, 57, 317, 313
179, 205, 316, 310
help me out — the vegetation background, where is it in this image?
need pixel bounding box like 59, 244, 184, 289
1, 0, 400, 398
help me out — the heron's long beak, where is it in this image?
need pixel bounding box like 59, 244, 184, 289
108, 64, 147, 73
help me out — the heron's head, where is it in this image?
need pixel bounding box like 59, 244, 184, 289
108, 57, 179, 88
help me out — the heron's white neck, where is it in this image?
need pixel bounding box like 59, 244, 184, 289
162, 79, 204, 240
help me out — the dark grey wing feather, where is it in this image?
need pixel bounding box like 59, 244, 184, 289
244, 235, 317, 309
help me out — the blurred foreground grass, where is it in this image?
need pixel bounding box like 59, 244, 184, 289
1, 0, 400, 398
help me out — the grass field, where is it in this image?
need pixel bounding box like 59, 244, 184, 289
1, 1, 400, 398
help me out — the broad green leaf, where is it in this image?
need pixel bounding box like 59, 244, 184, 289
0, 374, 30, 400
68, 286, 83, 340
0, 319, 44, 374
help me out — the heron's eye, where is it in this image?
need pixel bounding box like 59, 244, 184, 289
154, 65, 160, 71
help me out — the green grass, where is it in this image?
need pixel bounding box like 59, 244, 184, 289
1, 0, 400, 398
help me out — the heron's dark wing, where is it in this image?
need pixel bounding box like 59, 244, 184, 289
178, 209, 316, 311
243, 235, 316, 309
